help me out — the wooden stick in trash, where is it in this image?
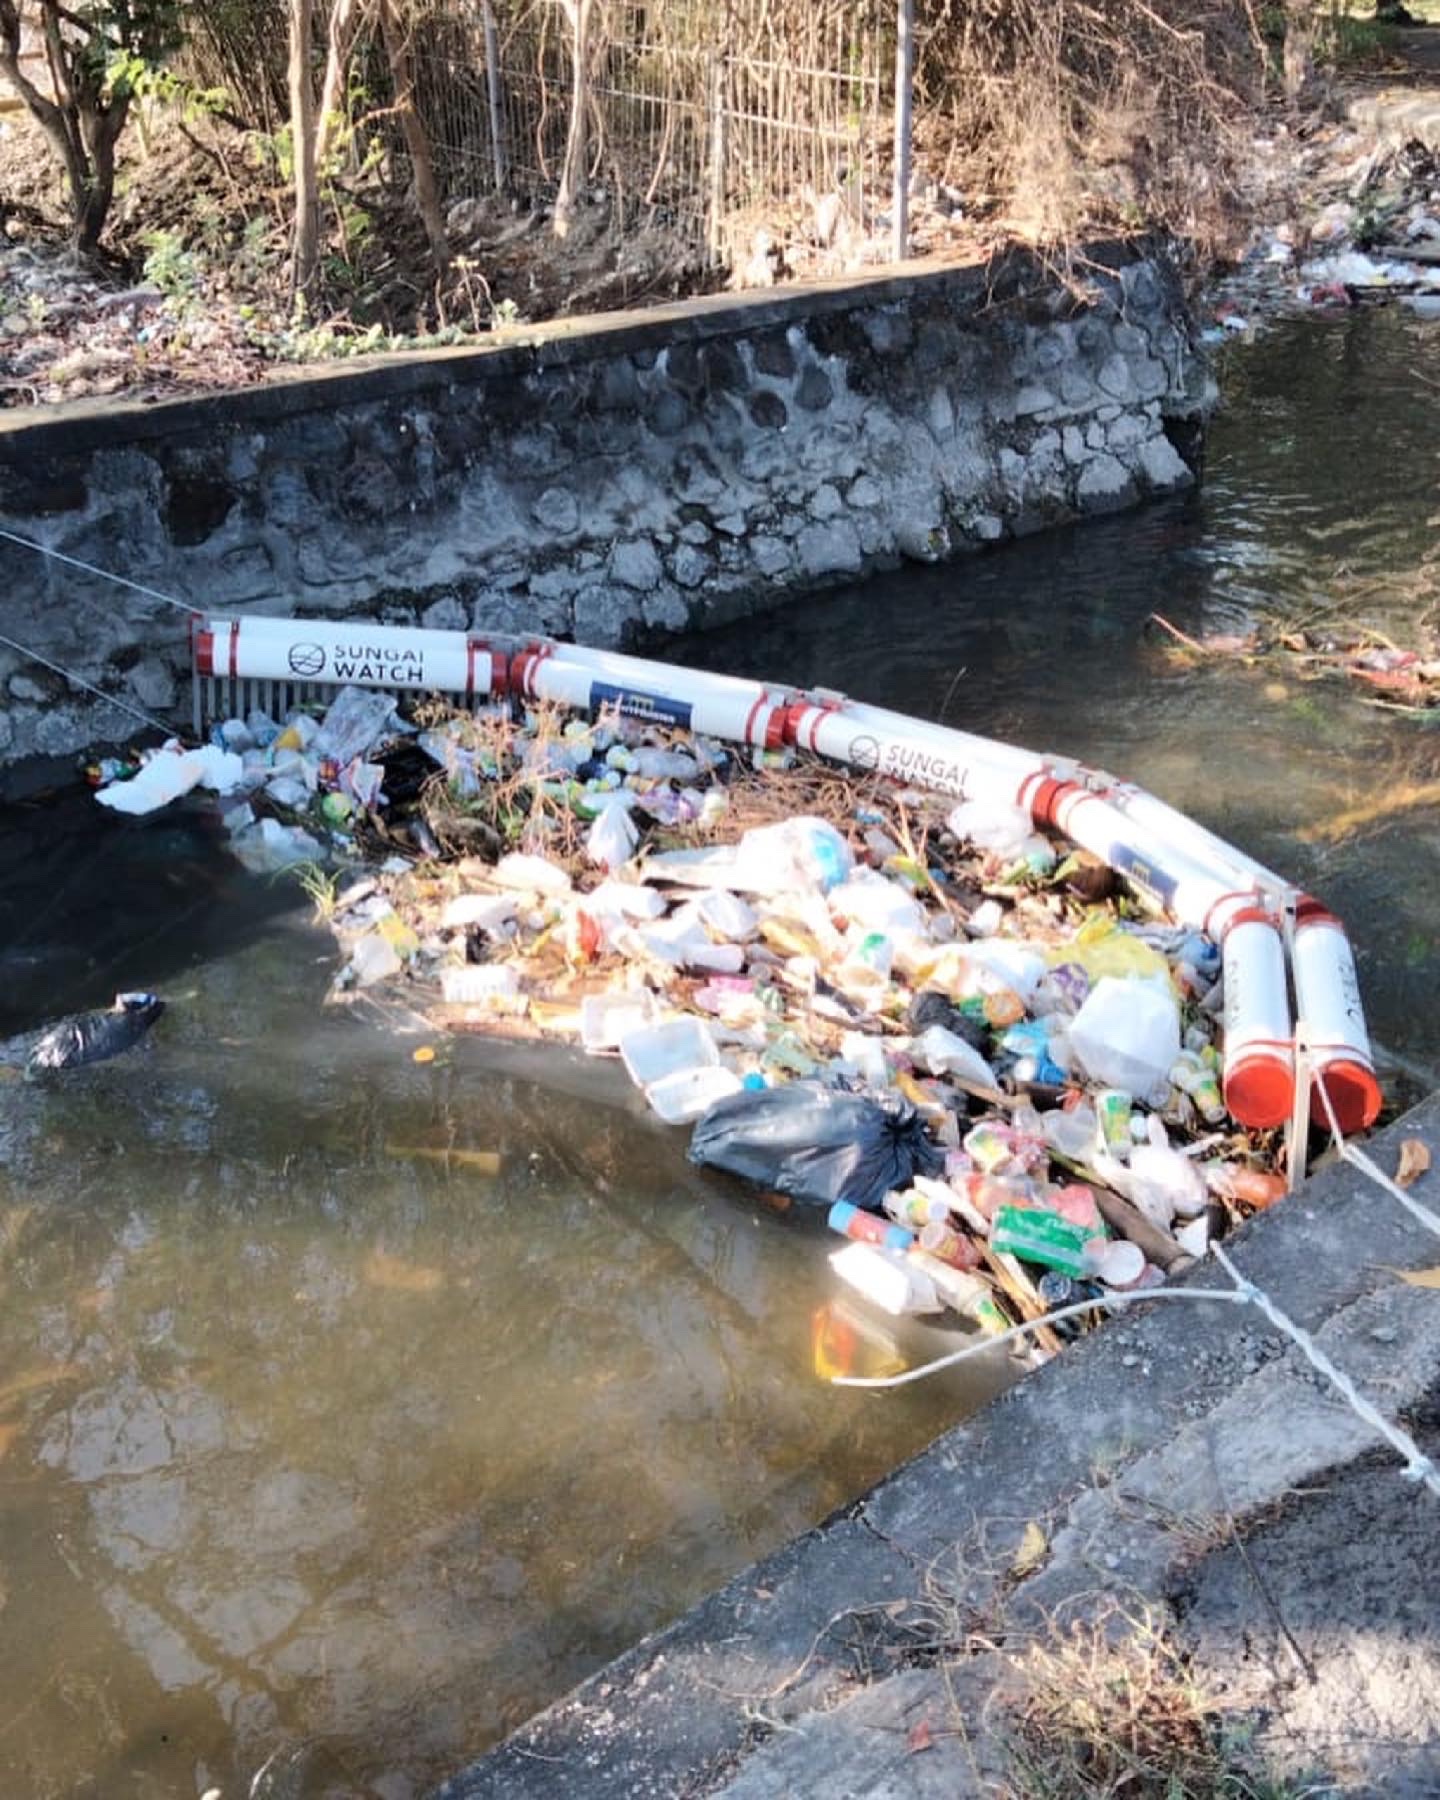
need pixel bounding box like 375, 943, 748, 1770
1090, 1186, 1195, 1275
978, 1245, 1064, 1356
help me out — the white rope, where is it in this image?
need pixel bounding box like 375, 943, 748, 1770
0, 526, 200, 617
830, 1287, 1249, 1389
1313, 1068, 1440, 1243
834, 1252, 1440, 1503
0, 632, 172, 735
1212, 1243, 1440, 1499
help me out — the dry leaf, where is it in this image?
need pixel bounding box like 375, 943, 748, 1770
907, 1718, 933, 1755
1011, 1520, 1048, 1577
1381, 1265, 1440, 1290
1396, 1139, 1431, 1190
0, 1420, 21, 1461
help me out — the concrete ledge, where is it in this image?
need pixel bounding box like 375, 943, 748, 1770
0, 240, 1143, 458
437, 1094, 1440, 1798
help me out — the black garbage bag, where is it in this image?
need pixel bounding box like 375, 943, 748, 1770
688, 1080, 943, 1212
27, 992, 165, 1073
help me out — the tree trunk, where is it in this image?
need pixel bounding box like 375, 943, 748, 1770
554, 0, 592, 241
316, 0, 363, 168
74, 101, 128, 256
379, 0, 451, 279
289, 0, 320, 301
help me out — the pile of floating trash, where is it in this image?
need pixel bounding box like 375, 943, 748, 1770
89, 681, 1310, 1359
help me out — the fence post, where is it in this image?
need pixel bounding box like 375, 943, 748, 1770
482, 0, 507, 193
707, 53, 727, 268
891, 0, 914, 263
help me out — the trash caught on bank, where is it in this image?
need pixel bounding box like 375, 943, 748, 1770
85, 626, 1386, 1380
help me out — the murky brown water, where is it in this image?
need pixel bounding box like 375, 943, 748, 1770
1, 307, 1437, 1800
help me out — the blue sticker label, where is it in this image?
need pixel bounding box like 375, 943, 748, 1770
591, 681, 693, 729
1109, 843, 1179, 904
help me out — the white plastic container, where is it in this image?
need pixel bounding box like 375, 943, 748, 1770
643, 1065, 743, 1124
580, 991, 656, 1054
618, 1015, 719, 1089
441, 964, 521, 1005
828, 1242, 942, 1316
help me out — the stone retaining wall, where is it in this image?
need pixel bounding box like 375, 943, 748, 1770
0, 242, 1214, 762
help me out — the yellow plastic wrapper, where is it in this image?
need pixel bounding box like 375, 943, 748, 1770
1050, 912, 1171, 985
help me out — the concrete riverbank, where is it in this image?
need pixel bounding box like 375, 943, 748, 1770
440, 1096, 1440, 1798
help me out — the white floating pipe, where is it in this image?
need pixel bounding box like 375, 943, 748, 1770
186, 624, 1378, 1129
1221, 908, 1297, 1128
1292, 899, 1381, 1133
198, 617, 506, 701
511, 646, 783, 749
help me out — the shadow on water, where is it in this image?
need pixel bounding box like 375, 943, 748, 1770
0, 307, 1438, 1799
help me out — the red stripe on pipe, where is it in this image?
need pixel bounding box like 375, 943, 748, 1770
465, 638, 477, 703
194, 628, 214, 678
742, 693, 766, 746
1203, 891, 1262, 940
227, 621, 239, 681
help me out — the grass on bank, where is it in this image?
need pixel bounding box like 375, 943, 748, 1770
999, 1603, 1320, 1800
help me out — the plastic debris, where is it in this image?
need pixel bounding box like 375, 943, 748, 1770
74, 674, 1331, 1366
27, 992, 165, 1072
95, 742, 244, 814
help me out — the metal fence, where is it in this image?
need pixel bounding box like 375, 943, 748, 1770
410, 0, 892, 269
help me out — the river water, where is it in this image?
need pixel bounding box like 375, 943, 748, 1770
1, 309, 1437, 1799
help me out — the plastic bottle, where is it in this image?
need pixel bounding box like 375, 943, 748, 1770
917, 1218, 981, 1270
1170, 1050, 1225, 1123
908, 1252, 1010, 1335
828, 1201, 915, 1252
884, 1189, 950, 1229
1095, 1089, 1133, 1158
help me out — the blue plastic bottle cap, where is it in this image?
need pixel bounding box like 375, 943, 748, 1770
742, 1071, 766, 1091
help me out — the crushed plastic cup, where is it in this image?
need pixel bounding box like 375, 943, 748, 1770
619, 1015, 719, 1089
643, 1065, 743, 1125
917, 1218, 981, 1270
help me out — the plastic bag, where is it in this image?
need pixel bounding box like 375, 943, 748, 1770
688, 1080, 944, 1211
587, 797, 638, 873
1069, 975, 1180, 1099
733, 817, 853, 895
28, 993, 164, 1072
95, 743, 245, 815
313, 687, 398, 766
